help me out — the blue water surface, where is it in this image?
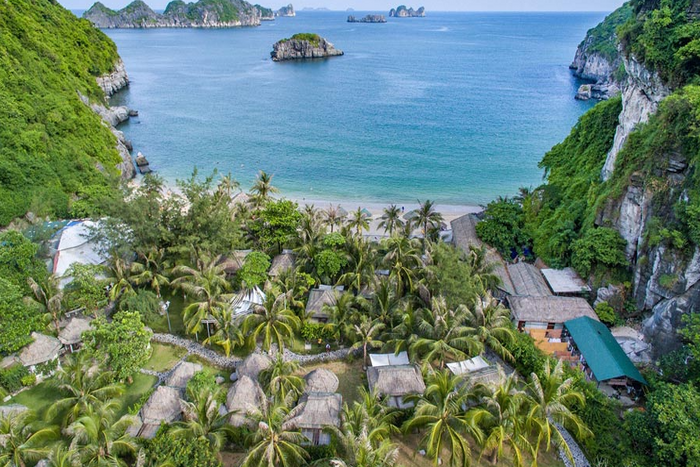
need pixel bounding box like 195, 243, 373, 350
102, 11, 605, 205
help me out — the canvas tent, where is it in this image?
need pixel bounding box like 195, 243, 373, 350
369, 351, 410, 368
52, 220, 107, 287
231, 286, 265, 316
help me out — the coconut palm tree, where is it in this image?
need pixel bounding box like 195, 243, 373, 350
524, 360, 592, 465
66, 400, 137, 467
241, 400, 308, 467
326, 292, 361, 345
382, 236, 422, 297
244, 291, 300, 352
130, 248, 170, 298
351, 316, 385, 368
171, 255, 232, 335
339, 237, 376, 294
218, 172, 240, 200
378, 205, 404, 236
475, 373, 530, 466
47, 352, 125, 425
328, 423, 399, 467
371, 278, 402, 328
323, 204, 347, 233
463, 293, 515, 362
172, 386, 233, 454
105, 257, 136, 303
348, 207, 370, 237
415, 200, 444, 250
0, 410, 57, 467
259, 354, 305, 404
466, 246, 502, 293
343, 388, 399, 444
249, 170, 279, 206
45, 445, 80, 467
410, 297, 482, 370
27, 274, 64, 334
203, 305, 245, 357
403, 370, 482, 467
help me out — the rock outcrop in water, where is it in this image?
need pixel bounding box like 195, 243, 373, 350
271, 34, 343, 61
275, 4, 295, 17
96, 58, 129, 97
83, 0, 273, 28
389, 5, 425, 17
347, 15, 386, 23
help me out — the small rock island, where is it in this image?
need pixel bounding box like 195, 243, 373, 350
389, 5, 426, 17
271, 33, 344, 61
347, 14, 386, 23
275, 3, 295, 17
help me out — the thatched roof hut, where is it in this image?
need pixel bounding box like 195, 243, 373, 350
58, 316, 92, 347
306, 286, 343, 322
269, 250, 296, 277
218, 250, 251, 276
226, 375, 266, 427
366, 365, 425, 409
236, 353, 272, 380
283, 392, 342, 432
506, 262, 551, 297
138, 386, 183, 438
304, 369, 339, 394
19, 333, 62, 368
165, 361, 203, 389
508, 295, 598, 328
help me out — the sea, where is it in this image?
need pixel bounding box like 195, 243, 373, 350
90, 11, 607, 206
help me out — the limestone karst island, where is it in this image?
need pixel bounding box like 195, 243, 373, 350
1, 0, 700, 467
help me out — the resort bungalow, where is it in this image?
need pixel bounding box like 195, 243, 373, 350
564, 316, 647, 388
367, 352, 426, 408
129, 386, 183, 439
506, 262, 552, 297
58, 316, 92, 353
226, 375, 266, 427
283, 392, 343, 446
304, 368, 339, 395
508, 295, 598, 332
233, 352, 272, 381
217, 249, 251, 277
165, 361, 203, 389
305, 285, 343, 323
19, 333, 62, 375
447, 355, 502, 388
541, 268, 591, 296
269, 250, 296, 277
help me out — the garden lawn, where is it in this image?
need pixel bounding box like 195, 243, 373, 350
148, 291, 187, 335
144, 343, 186, 372
118, 373, 158, 417
4, 381, 61, 419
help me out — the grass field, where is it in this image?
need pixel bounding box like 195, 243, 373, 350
144, 343, 186, 372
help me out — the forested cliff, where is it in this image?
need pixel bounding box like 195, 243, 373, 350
0, 0, 133, 226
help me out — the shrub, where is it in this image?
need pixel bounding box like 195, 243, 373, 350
35, 358, 58, 376
20, 374, 36, 387
595, 301, 617, 326
119, 289, 162, 325
571, 227, 628, 277
0, 365, 30, 393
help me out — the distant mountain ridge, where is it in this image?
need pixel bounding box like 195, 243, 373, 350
83, 0, 274, 28
389, 5, 425, 17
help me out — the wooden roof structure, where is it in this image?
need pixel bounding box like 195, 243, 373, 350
283, 393, 342, 430
508, 296, 598, 324
269, 250, 296, 277
58, 316, 92, 346
506, 262, 552, 297
366, 365, 426, 398
306, 286, 343, 320
541, 268, 591, 294
19, 333, 62, 367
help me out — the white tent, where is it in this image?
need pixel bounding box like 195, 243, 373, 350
232, 286, 266, 316
53, 220, 107, 287
369, 351, 410, 368
446, 356, 490, 376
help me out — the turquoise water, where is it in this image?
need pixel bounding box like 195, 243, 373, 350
103, 11, 604, 205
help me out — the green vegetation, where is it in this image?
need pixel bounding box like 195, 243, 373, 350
0, 0, 124, 226
580, 2, 633, 62
283, 33, 322, 46
144, 343, 187, 372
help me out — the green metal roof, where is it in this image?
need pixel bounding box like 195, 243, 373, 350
565, 316, 647, 385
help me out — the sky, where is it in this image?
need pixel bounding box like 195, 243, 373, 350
58, 0, 626, 12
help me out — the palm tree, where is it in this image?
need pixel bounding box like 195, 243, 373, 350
249, 170, 279, 205
524, 360, 592, 465
371, 278, 402, 328
47, 352, 125, 425
67, 400, 137, 467
339, 237, 376, 294
323, 204, 347, 233
45, 445, 80, 467
0, 410, 57, 467
475, 373, 530, 466
27, 275, 64, 334
410, 297, 482, 370
382, 236, 422, 297
218, 172, 240, 199
244, 291, 300, 352
105, 257, 136, 303
415, 200, 444, 250
351, 316, 385, 368
329, 424, 399, 467
171, 255, 232, 335
403, 370, 482, 467
343, 388, 399, 444
378, 205, 404, 236
203, 305, 245, 357
172, 386, 233, 454
463, 293, 515, 362
466, 246, 502, 293
130, 248, 170, 298
348, 207, 370, 237
241, 400, 308, 467
259, 354, 305, 404
326, 292, 360, 345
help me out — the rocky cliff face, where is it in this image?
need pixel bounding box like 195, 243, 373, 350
84, 0, 272, 28
96, 58, 129, 97
275, 4, 295, 17
347, 14, 386, 23
271, 35, 343, 61
389, 6, 425, 17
